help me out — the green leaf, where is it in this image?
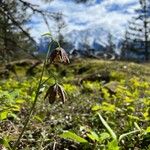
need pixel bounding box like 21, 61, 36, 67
107, 140, 119, 150
92, 105, 101, 111
97, 113, 117, 140
0, 111, 9, 120
9, 113, 20, 121
119, 130, 140, 142
33, 115, 43, 123
87, 131, 99, 142
0, 91, 9, 98
0, 136, 12, 150
11, 105, 20, 111
60, 131, 88, 143
15, 99, 25, 104
42, 32, 51, 36
99, 132, 110, 142
101, 102, 116, 112
145, 126, 150, 133
134, 122, 142, 131
128, 115, 140, 121
92, 103, 116, 112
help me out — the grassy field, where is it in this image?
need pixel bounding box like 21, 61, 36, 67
0, 58, 150, 150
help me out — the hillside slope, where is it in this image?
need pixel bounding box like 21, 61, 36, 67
0, 59, 150, 150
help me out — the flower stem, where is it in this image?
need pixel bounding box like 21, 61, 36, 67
12, 41, 52, 150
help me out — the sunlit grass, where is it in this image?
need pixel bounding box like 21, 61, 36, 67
0, 58, 150, 149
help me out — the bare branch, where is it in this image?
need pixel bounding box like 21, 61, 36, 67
18, 0, 55, 32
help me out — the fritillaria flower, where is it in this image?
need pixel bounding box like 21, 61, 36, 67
44, 83, 66, 104
49, 47, 70, 64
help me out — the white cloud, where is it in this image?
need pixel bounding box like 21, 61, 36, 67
26, 0, 139, 42
102, 0, 137, 6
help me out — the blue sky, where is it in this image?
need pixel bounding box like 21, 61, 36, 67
26, 0, 139, 42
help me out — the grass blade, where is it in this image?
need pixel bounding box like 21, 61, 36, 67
97, 113, 117, 140
119, 130, 140, 142
60, 131, 88, 143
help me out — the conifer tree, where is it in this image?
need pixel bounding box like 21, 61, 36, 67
106, 32, 116, 55
125, 0, 150, 61
0, 0, 53, 62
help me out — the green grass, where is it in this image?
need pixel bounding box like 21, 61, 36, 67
0, 58, 150, 150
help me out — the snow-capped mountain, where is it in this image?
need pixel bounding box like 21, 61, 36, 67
37, 26, 123, 54
64, 26, 123, 51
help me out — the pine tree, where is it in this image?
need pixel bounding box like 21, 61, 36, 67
54, 12, 67, 47
0, 0, 36, 62
106, 32, 116, 55
125, 0, 150, 61
121, 30, 135, 60
0, 0, 54, 62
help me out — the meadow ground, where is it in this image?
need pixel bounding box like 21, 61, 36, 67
0, 58, 150, 150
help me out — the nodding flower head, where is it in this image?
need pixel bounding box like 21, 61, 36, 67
44, 83, 66, 104
49, 47, 70, 64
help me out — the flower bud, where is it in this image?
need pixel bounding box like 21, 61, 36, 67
44, 84, 58, 104
44, 83, 67, 104
57, 84, 66, 104
49, 47, 70, 64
